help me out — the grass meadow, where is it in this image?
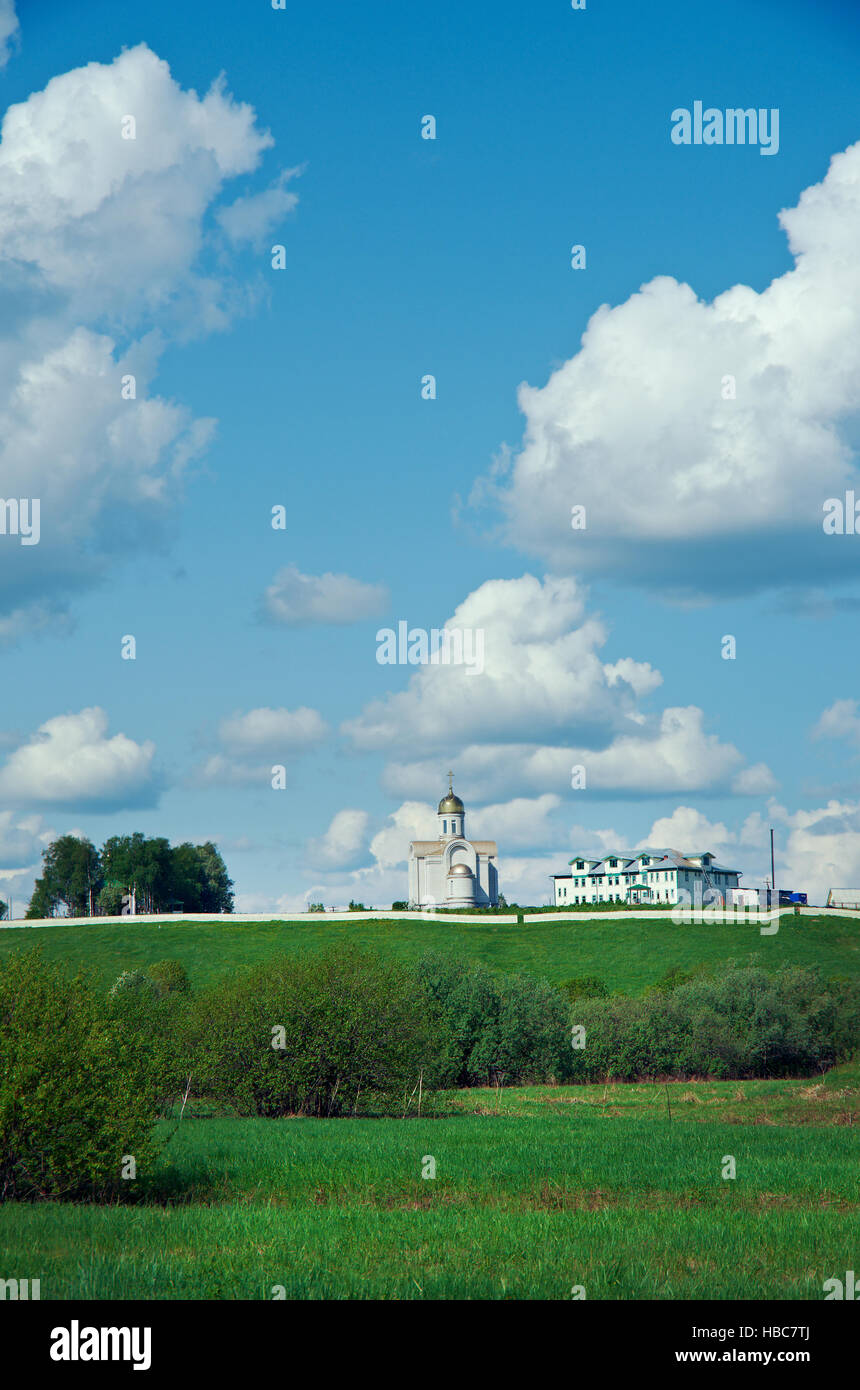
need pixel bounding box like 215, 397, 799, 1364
1, 911, 857, 993
2, 1065, 857, 1300
2, 918, 856, 1299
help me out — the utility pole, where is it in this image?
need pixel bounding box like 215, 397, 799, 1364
770, 828, 775, 899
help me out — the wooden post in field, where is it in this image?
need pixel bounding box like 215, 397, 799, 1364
179, 1074, 192, 1123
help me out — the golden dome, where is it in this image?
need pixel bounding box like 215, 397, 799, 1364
438, 771, 464, 815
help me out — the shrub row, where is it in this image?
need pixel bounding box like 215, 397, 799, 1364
2, 946, 857, 1200
566, 967, 860, 1080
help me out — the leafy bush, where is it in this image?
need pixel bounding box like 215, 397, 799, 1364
644, 964, 709, 996
96, 882, 126, 916
146, 959, 191, 997
189, 947, 438, 1116
416, 953, 571, 1086
0, 948, 161, 1200
109, 968, 156, 998
567, 966, 860, 1081
106, 965, 192, 1116
560, 975, 609, 1001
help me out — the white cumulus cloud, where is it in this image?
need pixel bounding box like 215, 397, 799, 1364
637, 806, 736, 853
217, 167, 301, 246
343, 573, 770, 802
193, 705, 328, 787
262, 565, 388, 626
367, 802, 439, 870
0, 327, 215, 636
219, 706, 328, 754
771, 798, 860, 903
0, 1, 18, 69
0, 43, 275, 317
813, 699, 860, 748
476, 141, 860, 599
0, 43, 297, 639
0, 707, 158, 809
344, 573, 658, 752
468, 794, 562, 851
0, 811, 54, 870
382, 708, 774, 803
307, 809, 371, 870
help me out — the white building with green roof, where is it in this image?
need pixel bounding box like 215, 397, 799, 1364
551, 849, 741, 907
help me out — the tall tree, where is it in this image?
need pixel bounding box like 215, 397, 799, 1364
190, 841, 235, 913
100, 833, 172, 914
27, 832, 235, 918
25, 836, 101, 918
167, 842, 234, 913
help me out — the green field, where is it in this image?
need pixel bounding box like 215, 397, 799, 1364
1, 1069, 857, 1299
2, 919, 857, 1299
2, 911, 858, 993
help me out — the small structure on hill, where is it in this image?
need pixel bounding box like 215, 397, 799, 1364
826, 888, 860, 909
408, 774, 499, 910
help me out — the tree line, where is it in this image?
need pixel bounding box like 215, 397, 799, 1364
25, 832, 234, 919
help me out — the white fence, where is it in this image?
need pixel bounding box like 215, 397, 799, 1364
2, 904, 855, 931
0, 909, 522, 929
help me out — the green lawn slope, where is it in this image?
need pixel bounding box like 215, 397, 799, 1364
1, 911, 857, 993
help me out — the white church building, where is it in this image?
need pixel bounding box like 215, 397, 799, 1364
408, 775, 499, 909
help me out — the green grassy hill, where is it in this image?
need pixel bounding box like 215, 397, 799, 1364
2, 920, 857, 1301
2, 911, 857, 993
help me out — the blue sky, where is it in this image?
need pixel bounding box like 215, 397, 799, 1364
2, 0, 860, 911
